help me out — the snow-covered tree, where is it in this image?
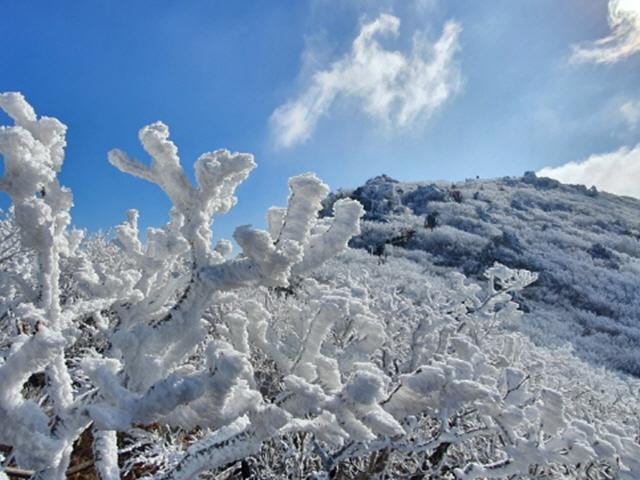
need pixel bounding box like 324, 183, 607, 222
0, 93, 638, 479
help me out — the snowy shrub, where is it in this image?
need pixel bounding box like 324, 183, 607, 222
329, 173, 640, 377
0, 93, 639, 479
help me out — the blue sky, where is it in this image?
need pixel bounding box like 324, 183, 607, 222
1, 0, 639, 242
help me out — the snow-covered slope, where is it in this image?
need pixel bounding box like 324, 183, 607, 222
324, 173, 640, 376
3, 94, 639, 478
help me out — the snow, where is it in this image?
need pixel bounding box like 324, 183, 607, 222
0, 93, 639, 479
325, 173, 640, 375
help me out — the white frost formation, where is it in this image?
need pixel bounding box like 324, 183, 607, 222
0, 93, 638, 479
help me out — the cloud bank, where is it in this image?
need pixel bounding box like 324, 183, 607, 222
538, 143, 640, 198
570, 0, 640, 64
270, 14, 462, 149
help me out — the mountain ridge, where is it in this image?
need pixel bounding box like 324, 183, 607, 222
323, 172, 640, 376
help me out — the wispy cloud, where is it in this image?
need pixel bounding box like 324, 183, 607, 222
270, 14, 462, 149
620, 99, 640, 129
538, 143, 640, 198
570, 0, 640, 64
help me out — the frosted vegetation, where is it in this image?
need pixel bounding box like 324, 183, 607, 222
0, 94, 638, 479
326, 174, 640, 377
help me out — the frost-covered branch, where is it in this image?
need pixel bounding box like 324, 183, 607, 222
0, 93, 637, 480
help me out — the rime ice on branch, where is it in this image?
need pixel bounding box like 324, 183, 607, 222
0, 92, 82, 478
0, 92, 367, 478
105, 122, 364, 391
0, 93, 638, 480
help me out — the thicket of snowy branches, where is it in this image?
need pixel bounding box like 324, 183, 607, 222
0, 93, 638, 479
326, 174, 640, 377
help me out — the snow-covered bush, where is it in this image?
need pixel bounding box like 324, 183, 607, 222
0, 93, 639, 479
328, 174, 640, 377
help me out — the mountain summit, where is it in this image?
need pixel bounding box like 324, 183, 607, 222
325, 173, 640, 376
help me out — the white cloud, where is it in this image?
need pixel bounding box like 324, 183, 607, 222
270, 14, 462, 149
570, 0, 640, 64
538, 143, 640, 198
620, 99, 640, 129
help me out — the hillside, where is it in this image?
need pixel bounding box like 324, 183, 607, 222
2, 93, 639, 478
324, 172, 640, 376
